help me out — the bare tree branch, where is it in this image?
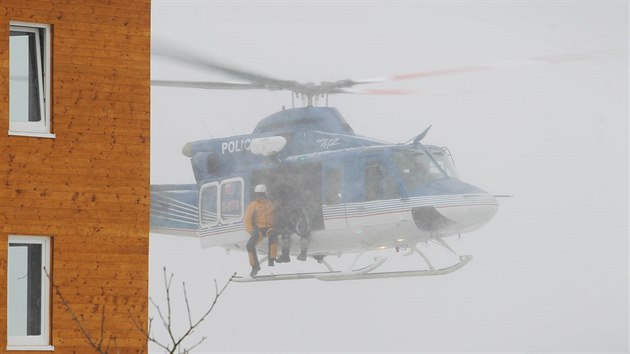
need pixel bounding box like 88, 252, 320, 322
44, 267, 118, 354
163, 267, 177, 347
98, 305, 106, 350
183, 282, 193, 328
150, 297, 170, 331
131, 312, 170, 352
131, 269, 236, 354
186, 335, 208, 353
45, 265, 230, 354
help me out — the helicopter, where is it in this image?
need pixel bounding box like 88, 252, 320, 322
150, 45, 504, 282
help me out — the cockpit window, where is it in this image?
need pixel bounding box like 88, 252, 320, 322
391, 147, 456, 191
429, 148, 458, 178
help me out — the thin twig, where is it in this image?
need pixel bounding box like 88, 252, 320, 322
133, 270, 236, 354
130, 312, 170, 352
150, 297, 169, 330
44, 267, 116, 354
98, 304, 106, 350
170, 273, 236, 352
186, 335, 208, 353
163, 267, 177, 348
183, 282, 193, 328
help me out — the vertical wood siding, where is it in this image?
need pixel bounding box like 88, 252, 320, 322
0, 1, 150, 353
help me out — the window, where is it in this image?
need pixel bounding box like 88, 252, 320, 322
7, 236, 52, 350
392, 148, 453, 192
430, 148, 458, 178
219, 178, 244, 224
9, 22, 53, 138
325, 168, 343, 205
199, 182, 219, 228
365, 160, 400, 201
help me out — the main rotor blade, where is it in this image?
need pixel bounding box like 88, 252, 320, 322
153, 40, 298, 90
336, 88, 416, 95
350, 66, 489, 85
349, 48, 624, 86
152, 80, 268, 90
153, 40, 622, 98
337, 87, 476, 95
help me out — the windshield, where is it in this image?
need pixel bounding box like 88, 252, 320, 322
391, 147, 457, 192
429, 147, 458, 179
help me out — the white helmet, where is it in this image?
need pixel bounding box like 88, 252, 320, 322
254, 184, 267, 193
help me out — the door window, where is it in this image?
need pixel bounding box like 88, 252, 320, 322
325, 168, 343, 205
199, 182, 218, 228
220, 178, 244, 223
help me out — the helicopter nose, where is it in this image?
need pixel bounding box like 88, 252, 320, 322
412, 179, 498, 234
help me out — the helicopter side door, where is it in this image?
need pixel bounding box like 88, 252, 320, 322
250, 163, 324, 231
345, 154, 403, 228
322, 165, 347, 230
364, 159, 401, 202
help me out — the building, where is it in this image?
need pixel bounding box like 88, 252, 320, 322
1, 1, 151, 353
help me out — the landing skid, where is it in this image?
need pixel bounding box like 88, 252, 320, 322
233, 240, 472, 282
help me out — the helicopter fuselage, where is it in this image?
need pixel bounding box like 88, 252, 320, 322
150, 107, 498, 257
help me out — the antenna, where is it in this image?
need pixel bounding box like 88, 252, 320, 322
200, 119, 214, 139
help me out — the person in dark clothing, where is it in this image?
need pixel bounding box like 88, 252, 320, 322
273, 192, 310, 263
274, 198, 293, 263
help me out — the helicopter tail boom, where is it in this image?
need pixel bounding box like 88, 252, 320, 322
150, 184, 201, 237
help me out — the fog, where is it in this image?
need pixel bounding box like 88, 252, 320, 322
149, 2, 627, 353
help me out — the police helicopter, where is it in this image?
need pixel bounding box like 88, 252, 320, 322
150, 45, 503, 282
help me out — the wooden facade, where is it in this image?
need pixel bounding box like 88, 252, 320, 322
0, 1, 150, 353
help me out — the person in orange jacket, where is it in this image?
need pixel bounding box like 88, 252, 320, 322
244, 184, 277, 277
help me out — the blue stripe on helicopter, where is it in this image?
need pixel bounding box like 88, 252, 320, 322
322, 194, 497, 219
152, 193, 497, 237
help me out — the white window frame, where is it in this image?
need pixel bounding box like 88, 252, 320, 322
9, 22, 54, 139
7, 235, 53, 351
199, 181, 219, 228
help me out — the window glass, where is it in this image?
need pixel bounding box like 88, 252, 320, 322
7, 236, 50, 347
325, 169, 343, 205
9, 23, 51, 136
199, 183, 218, 227
392, 149, 450, 192
220, 179, 244, 223
430, 149, 458, 178
8, 244, 42, 336
365, 161, 400, 201
10, 30, 42, 123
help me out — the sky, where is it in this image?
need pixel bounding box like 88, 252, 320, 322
149, 1, 628, 353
